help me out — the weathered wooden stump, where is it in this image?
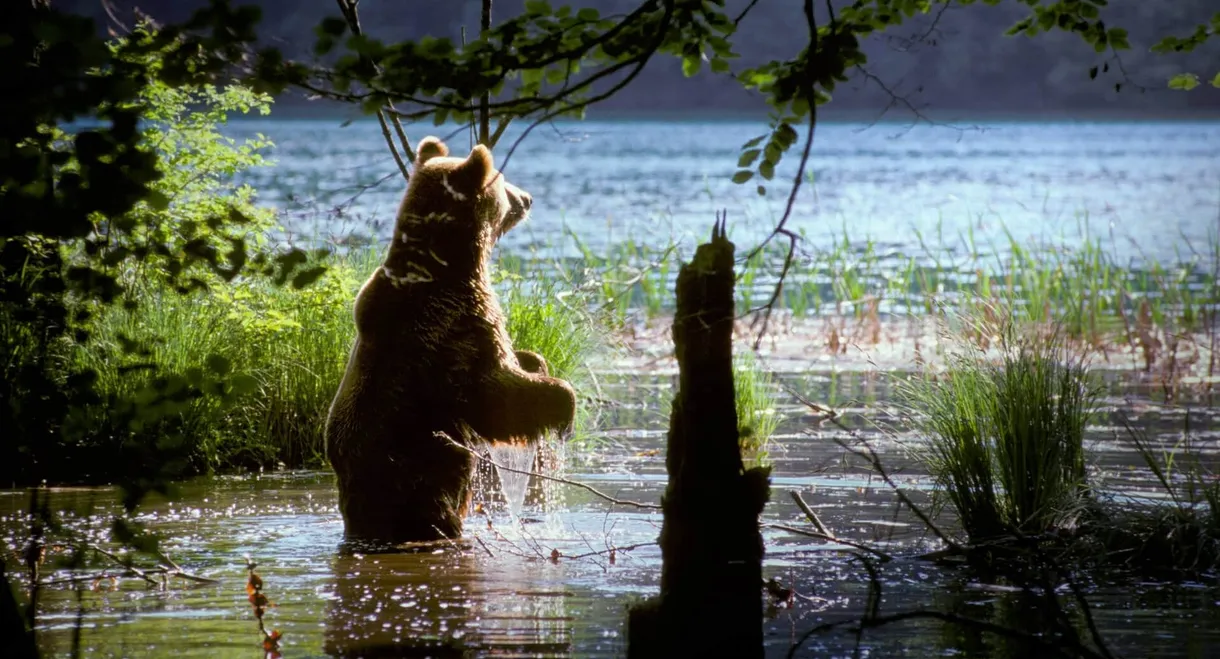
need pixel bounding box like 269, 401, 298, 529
626, 218, 771, 658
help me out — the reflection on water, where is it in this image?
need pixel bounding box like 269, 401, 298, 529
324, 549, 572, 657
4, 371, 1219, 658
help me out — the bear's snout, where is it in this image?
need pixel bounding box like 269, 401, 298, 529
500, 183, 532, 236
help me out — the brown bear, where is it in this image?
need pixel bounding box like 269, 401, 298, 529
324, 136, 577, 546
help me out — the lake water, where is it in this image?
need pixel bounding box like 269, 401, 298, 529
229, 119, 1220, 265
7, 372, 1220, 658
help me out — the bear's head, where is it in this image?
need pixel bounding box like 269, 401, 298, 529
388, 137, 531, 284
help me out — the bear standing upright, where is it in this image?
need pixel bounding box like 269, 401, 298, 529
325, 136, 577, 545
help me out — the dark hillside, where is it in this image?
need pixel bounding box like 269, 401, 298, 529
68, 0, 1220, 118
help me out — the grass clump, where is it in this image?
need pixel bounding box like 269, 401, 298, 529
1086, 424, 1220, 574
899, 311, 1097, 542
734, 351, 780, 467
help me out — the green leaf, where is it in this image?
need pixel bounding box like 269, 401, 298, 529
682, 54, 702, 78
317, 17, 348, 38
1168, 73, 1200, 91
1211, 72, 1220, 88
742, 135, 767, 149
524, 0, 552, 16
759, 160, 775, 181
731, 170, 754, 184
737, 149, 762, 168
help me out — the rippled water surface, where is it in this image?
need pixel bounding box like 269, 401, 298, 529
6, 372, 1220, 658
231, 119, 1220, 263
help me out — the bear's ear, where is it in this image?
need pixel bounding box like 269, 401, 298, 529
416, 136, 449, 164
454, 144, 495, 188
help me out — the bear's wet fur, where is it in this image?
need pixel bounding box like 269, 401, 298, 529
324, 136, 577, 545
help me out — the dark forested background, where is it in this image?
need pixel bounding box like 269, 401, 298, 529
69, 0, 1220, 118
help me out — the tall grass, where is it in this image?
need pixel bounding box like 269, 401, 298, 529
733, 351, 780, 467
1088, 420, 1220, 574
898, 311, 1098, 541
520, 217, 1218, 360
72, 247, 607, 475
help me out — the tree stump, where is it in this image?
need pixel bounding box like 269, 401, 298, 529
626, 218, 771, 658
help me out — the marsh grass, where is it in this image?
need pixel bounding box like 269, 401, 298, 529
530, 218, 1217, 370
733, 351, 780, 467
72, 246, 608, 476
899, 310, 1098, 542
1086, 420, 1220, 574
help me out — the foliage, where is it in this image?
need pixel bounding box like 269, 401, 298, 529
91, 37, 281, 295
132, 0, 1212, 192
0, 5, 308, 649
898, 311, 1097, 542
0, 4, 331, 541
1154, 12, 1220, 90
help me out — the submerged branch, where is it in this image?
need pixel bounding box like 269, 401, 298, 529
784, 386, 962, 553
764, 523, 893, 562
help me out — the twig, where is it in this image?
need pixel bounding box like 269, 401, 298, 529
377, 111, 411, 182
389, 113, 416, 163
87, 545, 158, 586
473, 534, 496, 558
479, 0, 493, 145
335, 0, 412, 181
37, 548, 220, 588
555, 541, 656, 562
784, 385, 962, 553
764, 523, 893, 562
743, 0, 820, 348
437, 432, 661, 510
488, 116, 512, 149
834, 436, 961, 553
789, 490, 832, 536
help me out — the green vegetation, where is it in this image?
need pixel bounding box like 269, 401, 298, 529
522, 217, 1218, 354
898, 307, 1218, 575
1085, 422, 1220, 574
69, 248, 608, 475
734, 351, 780, 467
898, 312, 1097, 542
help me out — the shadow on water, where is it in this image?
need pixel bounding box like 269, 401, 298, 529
4, 370, 1220, 657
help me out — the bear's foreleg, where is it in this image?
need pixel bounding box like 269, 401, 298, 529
467, 368, 576, 444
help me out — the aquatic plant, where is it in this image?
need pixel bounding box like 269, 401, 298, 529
1086, 419, 1220, 574
734, 351, 780, 467
898, 310, 1097, 542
